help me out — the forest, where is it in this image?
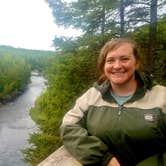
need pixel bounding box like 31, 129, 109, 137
22, 0, 166, 166
0, 46, 54, 102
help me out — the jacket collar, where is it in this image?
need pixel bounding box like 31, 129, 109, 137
94, 72, 153, 103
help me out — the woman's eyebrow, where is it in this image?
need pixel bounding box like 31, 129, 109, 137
106, 55, 131, 58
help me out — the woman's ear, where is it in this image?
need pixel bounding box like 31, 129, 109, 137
135, 60, 140, 71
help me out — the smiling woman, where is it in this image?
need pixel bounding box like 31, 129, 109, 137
60, 38, 166, 166
100, 39, 140, 96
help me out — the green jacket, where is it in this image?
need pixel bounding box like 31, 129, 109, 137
60, 73, 166, 166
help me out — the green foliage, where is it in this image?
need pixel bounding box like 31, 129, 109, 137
130, 16, 166, 85
22, 133, 61, 166
47, 0, 118, 34
0, 45, 55, 102
154, 17, 166, 85
23, 48, 99, 165
0, 54, 31, 101
0, 45, 55, 72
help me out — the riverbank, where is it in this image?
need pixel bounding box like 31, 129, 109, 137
0, 79, 30, 105
0, 71, 45, 105
0, 89, 26, 105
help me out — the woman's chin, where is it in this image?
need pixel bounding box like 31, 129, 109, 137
110, 78, 127, 85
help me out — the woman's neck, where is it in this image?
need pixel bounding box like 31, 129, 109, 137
111, 79, 137, 96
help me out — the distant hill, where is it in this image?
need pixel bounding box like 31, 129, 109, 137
0, 45, 55, 71
0, 45, 55, 57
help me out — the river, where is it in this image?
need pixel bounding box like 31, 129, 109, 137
0, 71, 47, 166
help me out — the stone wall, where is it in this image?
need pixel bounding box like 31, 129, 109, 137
37, 146, 82, 166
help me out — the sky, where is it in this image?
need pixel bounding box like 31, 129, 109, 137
0, 0, 81, 51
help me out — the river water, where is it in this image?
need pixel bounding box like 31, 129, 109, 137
0, 71, 47, 166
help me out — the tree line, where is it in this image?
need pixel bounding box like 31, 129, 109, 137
0, 45, 54, 102
0, 53, 30, 102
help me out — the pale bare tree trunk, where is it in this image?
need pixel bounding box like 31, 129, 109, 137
148, 0, 158, 74
120, 0, 125, 37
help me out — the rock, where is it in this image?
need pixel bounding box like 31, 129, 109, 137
38, 146, 82, 166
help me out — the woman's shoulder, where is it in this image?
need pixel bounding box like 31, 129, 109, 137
147, 84, 166, 99
75, 81, 109, 107
151, 84, 166, 92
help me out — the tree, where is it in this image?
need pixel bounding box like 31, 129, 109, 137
148, 0, 158, 74
47, 0, 118, 35
121, 0, 165, 73
120, 0, 125, 36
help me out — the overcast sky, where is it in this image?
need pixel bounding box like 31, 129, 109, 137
0, 0, 80, 51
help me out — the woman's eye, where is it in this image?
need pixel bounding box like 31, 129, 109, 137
106, 59, 114, 63
121, 58, 129, 62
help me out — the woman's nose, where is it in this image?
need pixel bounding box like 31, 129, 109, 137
113, 60, 122, 68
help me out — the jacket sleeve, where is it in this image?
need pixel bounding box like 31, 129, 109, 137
60, 88, 113, 166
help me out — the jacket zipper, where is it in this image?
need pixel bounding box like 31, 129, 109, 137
118, 104, 123, 119
117, 104, 123, 139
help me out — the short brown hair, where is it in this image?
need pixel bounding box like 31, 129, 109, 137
98, 38, 141, 84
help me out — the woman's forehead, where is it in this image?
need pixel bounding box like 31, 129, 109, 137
107, 43, 134, 54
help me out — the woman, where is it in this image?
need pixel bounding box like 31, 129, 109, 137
60, 38, 166, 166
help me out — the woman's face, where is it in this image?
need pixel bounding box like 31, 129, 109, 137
104, 43, 138, 86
